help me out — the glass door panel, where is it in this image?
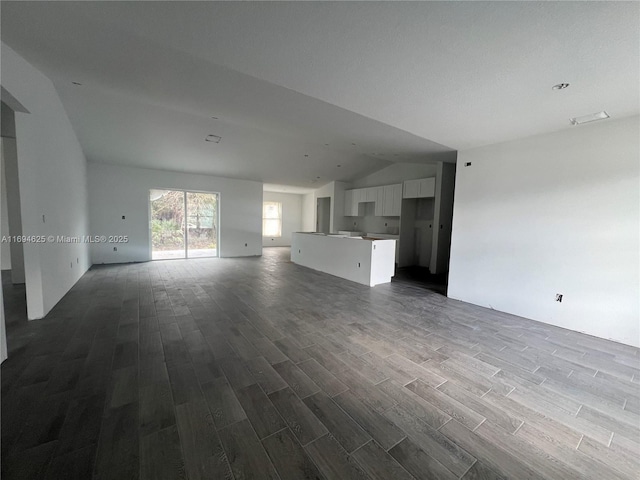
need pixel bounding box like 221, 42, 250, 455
150, 189, 186, 260
186, 192, 218, 258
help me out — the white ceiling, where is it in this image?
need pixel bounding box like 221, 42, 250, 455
2, 2, 638, 187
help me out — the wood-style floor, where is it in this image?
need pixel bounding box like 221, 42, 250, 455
2, 247, 639, 479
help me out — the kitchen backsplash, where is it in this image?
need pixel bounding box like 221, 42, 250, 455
344, 203, 400, 234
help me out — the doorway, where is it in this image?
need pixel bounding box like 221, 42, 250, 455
150, 189, 219, 260
316, 197, 331, 234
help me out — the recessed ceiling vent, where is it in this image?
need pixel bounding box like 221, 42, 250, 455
569, 111, 609, 126
205, 134, 222, 143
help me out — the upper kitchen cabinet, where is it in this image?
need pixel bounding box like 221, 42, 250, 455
403, 177, 436, 199
383, 184, 402, 216
344, 184, 401, 217
344, 189, 354, 216
374, 186, 384, 216
366, 187, 378, 203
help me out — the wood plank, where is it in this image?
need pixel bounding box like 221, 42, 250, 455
140, 382, 176, 436
273, 360, 321, 399
439, 419, 540, 480
46, 444, 96, 480
460, 460, 507, 480
235, 383, 287, 439
389, 436, 457, 480
166, 362, 202, 406
351, 440, 413, 480
275, 336, 312, 364
437, 381, 522, 434
384, 405, 476, 477
405, 379, 484, 431
175, 399, 233, 480
55, 393, 106, 455
139, 425, 185, 480
298, 359, 348, 397
475, 418, 581, 479
93, 403, 139, 480
377, 379, 451, 430
268, 387, 328, 445
516, 422, 630, 480
218, 419, 279, 480
201, 377, 247, 429
304, 434, 370, 480
246, 356, 288, 394
333, 390, 406, 450
303, 391, 371, 453
262, 428, 325, 480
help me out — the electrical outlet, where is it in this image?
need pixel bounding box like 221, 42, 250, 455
122, 215, 126, 220
556, 294, 563, 302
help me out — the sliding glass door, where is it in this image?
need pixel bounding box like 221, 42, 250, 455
186, 192, 218, 258
150, 189, 218, 260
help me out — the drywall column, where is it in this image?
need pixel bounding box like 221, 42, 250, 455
301, 193, 315, 232
1, 136, 25, 283
1, 152, 11, 269
430, 161, 456, 274
2, 43, 91, 320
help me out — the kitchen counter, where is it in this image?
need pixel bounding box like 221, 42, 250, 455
291, 232, 396, 286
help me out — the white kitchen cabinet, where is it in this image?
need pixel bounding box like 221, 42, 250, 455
365, 187, 377, 202
403, 179, 420, 199
346, 185, 401, 217
292, 233, 396, 287
419, 177, 436, 198
403, 177, 436, 199
383, 184, 402, 216
344, 189, 354, 216
374, 187, 384, 216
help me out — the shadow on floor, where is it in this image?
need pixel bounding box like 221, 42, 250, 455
392, 265, 448, 296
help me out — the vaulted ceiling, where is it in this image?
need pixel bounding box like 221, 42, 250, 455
2, 2, 638, 188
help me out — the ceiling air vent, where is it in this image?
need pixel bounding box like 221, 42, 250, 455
205, 134, 222, 143
569, 111, 609, 126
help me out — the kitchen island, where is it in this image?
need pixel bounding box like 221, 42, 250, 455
291, 232, 396, 286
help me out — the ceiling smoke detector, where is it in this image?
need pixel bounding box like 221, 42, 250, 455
552, 83, 570, 90
569, 111, 609, 126
205, 135, 222, 143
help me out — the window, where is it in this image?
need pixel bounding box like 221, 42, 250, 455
263, 201, 282, 237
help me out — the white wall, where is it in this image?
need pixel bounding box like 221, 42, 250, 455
1, 148, 11, 269
1, 43, 90, 319
351, 162, 438, 189
448, 115, 640, 347
88, 162, 262, 263
262, 191, 303, 247
303, 181, 349, 234
302, 192, 315, 232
